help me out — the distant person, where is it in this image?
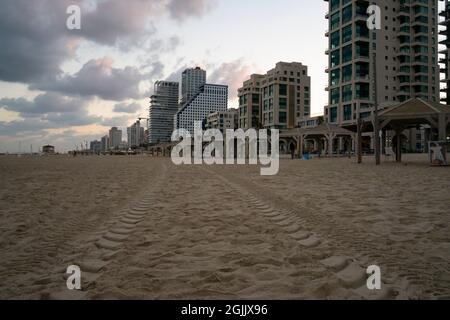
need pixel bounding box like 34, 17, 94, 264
290, 144, 295, 160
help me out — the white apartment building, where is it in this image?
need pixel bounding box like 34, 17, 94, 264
174, 84, 228, 133
127, 121, 145, 148
109, 127, 122, 150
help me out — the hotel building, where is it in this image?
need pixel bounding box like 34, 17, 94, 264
238, 62, 311, 130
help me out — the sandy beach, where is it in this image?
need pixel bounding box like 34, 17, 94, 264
0, 154, 449, 300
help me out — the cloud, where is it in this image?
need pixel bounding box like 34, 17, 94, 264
0, 0, 220, 152
100, 115, 136, 128
113, 102, 142, 114
0, 92, 100, 131
0, 119, 55, 137
0, 0, 213, 85
80, 0, 159, 48
0, 92, 138, 139
165, 64, 189, 82
208, 59, 252, 100
0, 92, 85, 118
0, 0, 79, 83
30, 57, 146, 101
167, 0, 217, 21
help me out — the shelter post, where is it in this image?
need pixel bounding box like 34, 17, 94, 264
395, 128, 402, 163
439, 114, 446, 141
357, 119, 363, 163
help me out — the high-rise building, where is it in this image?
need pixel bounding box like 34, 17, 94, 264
324, 0, 440, 127
238, 62, 311, 130
109, 127, 122, 150
206, 109, 238, 132
148, 81, 180, 144
181, 67, 206, 105
237, 74, 264, 129
127, 121, 145, 148
90, 140, 102, 154
101, 135, 110, 152
174, 84, 228, 133
440, 0, 450, 105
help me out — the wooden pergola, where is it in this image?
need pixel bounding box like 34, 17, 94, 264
376, 98, 450, 162
280, 123, 355, 158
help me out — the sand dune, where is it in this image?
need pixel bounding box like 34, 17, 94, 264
0, 154, 449, 299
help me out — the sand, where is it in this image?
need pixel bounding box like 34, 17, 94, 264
0, 154, 449, 300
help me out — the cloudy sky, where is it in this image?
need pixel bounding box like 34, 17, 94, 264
0, 0, 329, 153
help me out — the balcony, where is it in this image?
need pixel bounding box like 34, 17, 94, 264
397, 6, 411, 18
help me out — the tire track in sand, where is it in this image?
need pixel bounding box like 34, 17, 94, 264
25, 162, 168, 300
206, 167, 415, 300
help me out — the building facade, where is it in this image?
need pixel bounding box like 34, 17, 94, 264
238, 62, 311, 130
440, 0, 450, 105
325, 0, 440, 127
127, 121, 145, 148
148, 81, 180, 144
206, 109, 238, 132
237, 74, 265, 129
298, 116, 323, 129
108, 127, 122, 150
101, 135, 109, 152
181, 67, 207, 105
174, 84, 228, 133
90, 140, 102, 154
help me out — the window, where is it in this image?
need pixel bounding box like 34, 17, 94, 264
342, 44, 352, 63
342, 25, 352, 43
343, 104, 352, 121
331, 31, 340, 49
342, 85, 352, 102
279, 98, 287, 110
331, 88, 340, 104
342, 4, 352, 24
330, 107, 338, 123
